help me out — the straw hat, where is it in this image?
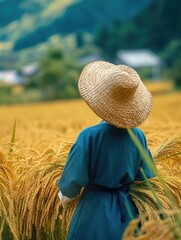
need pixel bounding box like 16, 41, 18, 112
78, 61, 152, 128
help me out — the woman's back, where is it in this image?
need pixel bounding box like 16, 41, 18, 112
84, 121, 145, 187
58, 121, 154, 240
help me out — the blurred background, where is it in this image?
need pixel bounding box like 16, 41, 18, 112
0, 0, 181, 104
0, 3, 181, 240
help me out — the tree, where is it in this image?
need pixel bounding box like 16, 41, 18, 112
94, 20, 124, 59
34, 48, 80, 100
94, 0, 181, 58
162, 40, 181, 88
171, 59, 181, 89
163, 40, 181, 67
75, 31, 85, 48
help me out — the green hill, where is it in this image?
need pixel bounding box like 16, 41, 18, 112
0, 0, 151, 51
127, 0, 181, 50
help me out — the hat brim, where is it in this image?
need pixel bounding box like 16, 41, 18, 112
78, 61, 152, 128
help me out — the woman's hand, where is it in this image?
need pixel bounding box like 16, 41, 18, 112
58, 191, 73, 209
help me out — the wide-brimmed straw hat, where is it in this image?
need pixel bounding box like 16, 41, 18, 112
78, 61, 152, 128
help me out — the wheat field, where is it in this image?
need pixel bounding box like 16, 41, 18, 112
0, 89, 180, 151
0, 84, 181, 239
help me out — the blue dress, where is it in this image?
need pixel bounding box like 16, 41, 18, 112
58, 121, 155, 240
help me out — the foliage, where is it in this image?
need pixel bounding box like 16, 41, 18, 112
26, 48, 80, 100
94, 0, 181, 58
0, 85, 13, 104
162, 40, 181, 68
0, 87, 42, 105
9, 120, 16, 155
0, 84, 12, 94
0, 0, 23, 27
130, 0, 181, 51
75, 31, 85, 48
12, 0, 150, 50
13, 27, 50, 51
163, 40, 181, 88
171, 59, 181, 89
94, 20, 123, 59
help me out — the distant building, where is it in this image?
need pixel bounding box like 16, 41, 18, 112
0, 63, 38, 86
116, 49, 161, 80
0, 70, 22, 85
21, 64, 38, 77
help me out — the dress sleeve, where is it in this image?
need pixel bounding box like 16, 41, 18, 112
135, 134, 156, 181
57, 141, 89, 198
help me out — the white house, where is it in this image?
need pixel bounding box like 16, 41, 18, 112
21, 64, 38, 77
116, 49, 161, 80
0, 70, 22, 85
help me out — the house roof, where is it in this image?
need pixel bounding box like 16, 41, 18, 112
22, 64, 38, 76
116, 49, 161, 68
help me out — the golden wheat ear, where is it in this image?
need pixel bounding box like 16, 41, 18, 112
152, 137, 181, 177
0, 150, 19, 240
122, 210, 181, 240
127, 138, 181, 240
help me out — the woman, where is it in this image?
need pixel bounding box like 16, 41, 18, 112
58, 61, 155, 240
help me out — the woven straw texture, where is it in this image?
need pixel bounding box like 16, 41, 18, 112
78, 61, 152, 128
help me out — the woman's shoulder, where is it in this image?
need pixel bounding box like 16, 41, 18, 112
132, 127, 145, 136
78, 125, 146, 138
131, 128, 146, 141
131, 128, 147, 146
78, 123, 105, 138
73, 124, 104, 151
